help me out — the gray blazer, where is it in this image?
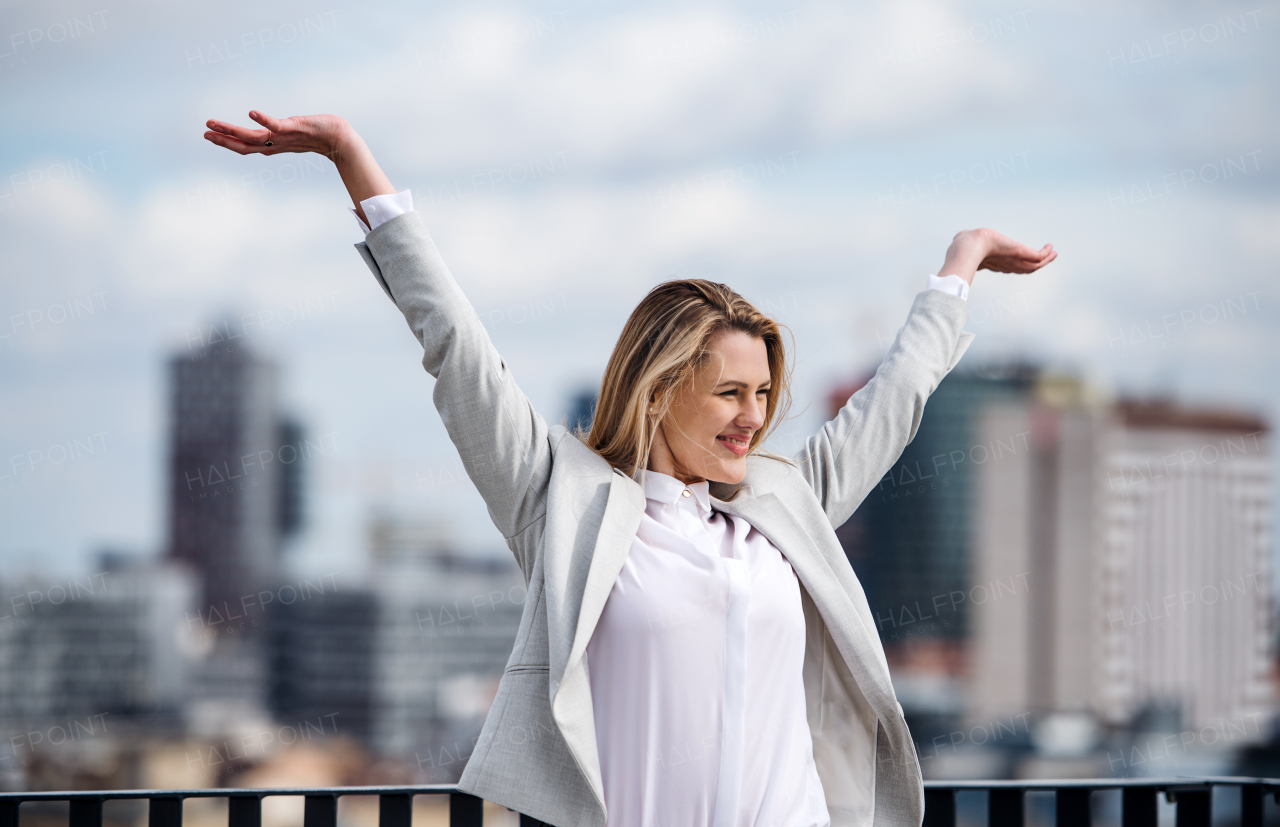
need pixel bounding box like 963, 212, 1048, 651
355, 210, 974, 827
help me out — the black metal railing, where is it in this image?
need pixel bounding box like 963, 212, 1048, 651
1, 778, 1277, 827
923, 777, 1279, 826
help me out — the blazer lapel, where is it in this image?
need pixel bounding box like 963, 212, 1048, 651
709, 489, 851, 615
710, 490, 900, 715
566, 469, 647, 674
547, 468, 646, 813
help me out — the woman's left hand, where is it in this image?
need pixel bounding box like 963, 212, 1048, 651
972, 228, 1057, 273
938, 228, 1057, 285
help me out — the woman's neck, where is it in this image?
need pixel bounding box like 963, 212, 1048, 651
647, 425, 706, 484
645, 447, 705, 485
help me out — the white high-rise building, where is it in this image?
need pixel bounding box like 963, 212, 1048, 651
1095, 401, 1272, 730
969, 384, 1273, 737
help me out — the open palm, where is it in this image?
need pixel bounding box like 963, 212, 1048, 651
975, 229, 1057, 274
203, 111, 348, 157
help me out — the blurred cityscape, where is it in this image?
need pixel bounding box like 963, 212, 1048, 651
0, 329, 1274, 805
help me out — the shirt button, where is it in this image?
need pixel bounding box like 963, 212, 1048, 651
681, 490, 691, 498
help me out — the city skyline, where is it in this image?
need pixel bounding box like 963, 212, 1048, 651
1, 347, 1270, 789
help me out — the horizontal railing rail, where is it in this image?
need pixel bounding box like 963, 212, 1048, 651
0, 777, 1277, 827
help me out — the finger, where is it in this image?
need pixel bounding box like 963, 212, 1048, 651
204, 131, 263, 155
1004, 238, 1052, 258
1014, 241, 1049, 260
1019, 251, 1058, 272
206, 118, 256, 137
207, 119, 267, 144
1012, 244, 1051, 263
249, 110, 287, 133
204, 132, 252, 154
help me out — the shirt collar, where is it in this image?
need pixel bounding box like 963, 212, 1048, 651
634, 468, 713, 515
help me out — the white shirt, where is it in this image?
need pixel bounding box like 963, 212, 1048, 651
586, 469, 830, 827
350, 191, 972, 301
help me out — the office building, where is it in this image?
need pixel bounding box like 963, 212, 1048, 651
268, 588, 379, 745
0, 558, 197, 732
367, 514, 524, 780
166, 337, 304, 619
969, 392, 1273, 735
833, 365, 1037, 649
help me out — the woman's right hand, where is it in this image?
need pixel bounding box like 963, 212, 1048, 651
203, 111, 349, 158
203, 110, 396, 221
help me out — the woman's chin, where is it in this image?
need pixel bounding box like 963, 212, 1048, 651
708, 458, 747, 485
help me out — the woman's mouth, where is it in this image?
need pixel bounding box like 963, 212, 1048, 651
716, 434, 750, 457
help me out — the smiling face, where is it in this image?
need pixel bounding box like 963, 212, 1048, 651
647, 329, 772, 485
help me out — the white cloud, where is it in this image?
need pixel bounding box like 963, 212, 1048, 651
3, 0, 1278, 575
222, 0, 1042, 178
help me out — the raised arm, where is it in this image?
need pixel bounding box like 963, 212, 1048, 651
203, 113, 552, 573
793, 228, 1055, 527
356, 210, 552, 558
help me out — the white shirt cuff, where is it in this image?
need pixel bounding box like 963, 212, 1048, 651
926, 273, 970, 302
350, 189, 413, 235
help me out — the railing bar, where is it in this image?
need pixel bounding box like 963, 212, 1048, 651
227, 797, 261, 827
988, 788, 1023, 827
1057, 788, 1091, 827
69, 800, 102, 827
148, 797, 183, 827
449, 792, 483, 827
1122, 786, 1157, 827
923, 788, 954, 827
1241, 783, 1263, 827
303, 796, 336, 827
378, 794, 412, 827
1174, 789, 1210, 827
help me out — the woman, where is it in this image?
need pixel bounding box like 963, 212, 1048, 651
204, 112, 1056, 827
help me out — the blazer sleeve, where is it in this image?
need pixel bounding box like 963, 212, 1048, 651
354, 210, 550, 568
790, 288, 974, 528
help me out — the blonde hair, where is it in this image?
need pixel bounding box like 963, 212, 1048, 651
576, 279, 793, 477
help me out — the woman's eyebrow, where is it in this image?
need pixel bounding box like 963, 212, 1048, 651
714, 380, 771, 389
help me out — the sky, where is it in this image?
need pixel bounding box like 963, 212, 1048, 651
0, 0, 1277, 582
